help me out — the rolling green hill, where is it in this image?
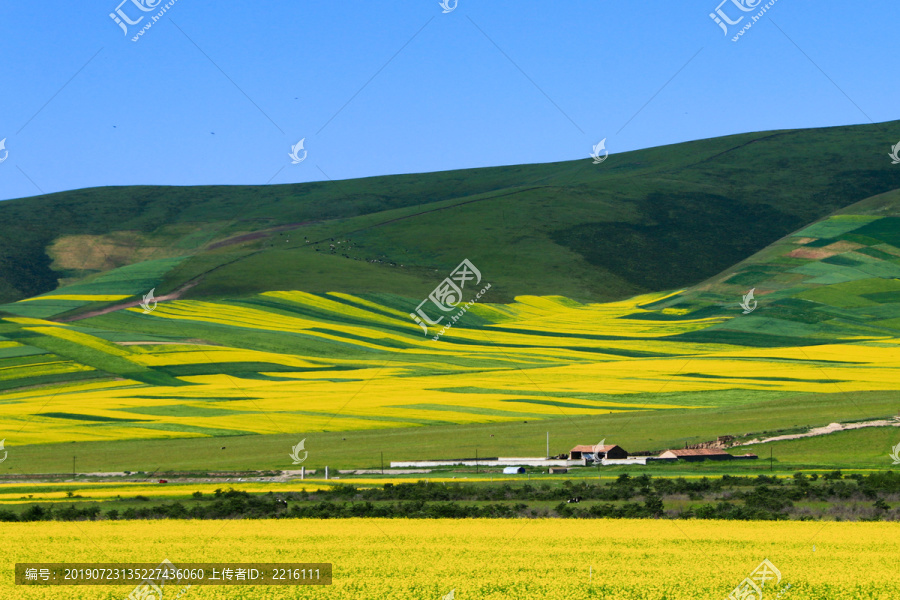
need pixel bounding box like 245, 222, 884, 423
648, 187, 900, 344
1, 120, 899, 308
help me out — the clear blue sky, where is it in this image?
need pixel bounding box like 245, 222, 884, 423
1, 1, 897, 202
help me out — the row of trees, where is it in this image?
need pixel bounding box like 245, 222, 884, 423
1, 471, 896, 522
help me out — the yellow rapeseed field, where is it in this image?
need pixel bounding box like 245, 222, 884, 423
1, 519, 897, 599
15, 295, 132, 303
3, 290, 900, 444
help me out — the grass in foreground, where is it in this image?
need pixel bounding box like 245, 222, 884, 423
2, 389, 897, 474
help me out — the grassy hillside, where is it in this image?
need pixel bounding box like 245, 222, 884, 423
649, 187, 900, 344
1, 120, 899, 306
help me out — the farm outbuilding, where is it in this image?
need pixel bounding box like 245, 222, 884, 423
657, 448, 732, 462
549, 467, 568, 474
569, 444, 628, 461
503, 466, 526, 474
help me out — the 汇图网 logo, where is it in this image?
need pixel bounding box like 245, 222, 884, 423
889, 141, 900, 165
709, 0, 763, 35
289, 139, 308, 164
140, 289, 158, 314
890, 442, 900, 465
289, 439, 308, 464
726, 558, 785, 600
410, 259, 491, 340
109, 0, 182, 42
126, 558, 192, 600
0, 439, 7, 464
0, 138, 8, 164
710, 0, 780, 42
590, 139, 608, 164
439, 0, 457, 14
739, 288, 757, 314
110, 0, 164, 35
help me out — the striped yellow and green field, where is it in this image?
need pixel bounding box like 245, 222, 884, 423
0, 278, 900, 452
2, 282, 900, 448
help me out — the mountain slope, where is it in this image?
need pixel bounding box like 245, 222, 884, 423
648, 187, 900, 345
1, 120, 899, 307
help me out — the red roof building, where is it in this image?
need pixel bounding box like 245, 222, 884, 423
658, 448, 731, 461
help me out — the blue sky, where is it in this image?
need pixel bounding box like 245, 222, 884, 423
0, 1, 897, 202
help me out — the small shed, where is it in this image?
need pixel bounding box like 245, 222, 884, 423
502, 466, 526, 474
658, 448, 731, 462
569, 444, 628, 461
549, 467, 568, 474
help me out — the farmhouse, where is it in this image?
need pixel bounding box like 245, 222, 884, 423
569, 444, 628, 461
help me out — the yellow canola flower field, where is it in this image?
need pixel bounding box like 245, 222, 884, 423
0, 360, 94, 381
15, 294, 132, 303
0, 481, 333, 502
1, 519, 898, 599
3, 290, 900, 443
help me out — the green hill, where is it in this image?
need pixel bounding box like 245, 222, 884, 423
1, 120, 899, 309
648, 187, 900, 344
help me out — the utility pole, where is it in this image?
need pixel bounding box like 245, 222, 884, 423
72, 456, 76, 477
475, 448, 478, 474
770, 447, 773, 472
381, 451, 384, 475
546, 432, 549, 458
